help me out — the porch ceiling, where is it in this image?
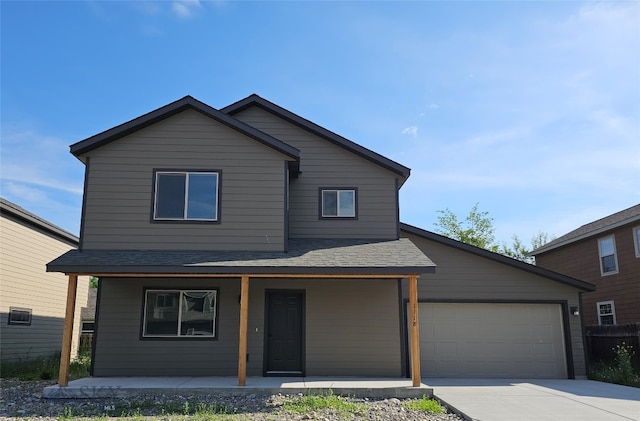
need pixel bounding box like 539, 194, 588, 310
47, 238, 436, 276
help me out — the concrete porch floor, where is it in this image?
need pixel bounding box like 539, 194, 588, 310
43, 377, 432, 399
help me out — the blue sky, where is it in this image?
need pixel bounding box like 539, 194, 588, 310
2, 1, 639, 247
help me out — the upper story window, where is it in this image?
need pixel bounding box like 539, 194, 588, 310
320, 188, 357, 219
634, 226, 640, 258
153, 171, 219, 221
598, 235, 618, 276
597, 301, 616, 325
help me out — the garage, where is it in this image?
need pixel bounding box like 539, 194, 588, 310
415, 302, 568, 378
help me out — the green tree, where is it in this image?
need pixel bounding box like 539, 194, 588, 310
89, 276, 99, 288
434, 203, 554, 263
500, 231, 556, 264
434, 203, 499, 252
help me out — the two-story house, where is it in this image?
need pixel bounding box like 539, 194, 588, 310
531, 204, 640, 326
48, 95, 594, 387
0, 198, 89, 362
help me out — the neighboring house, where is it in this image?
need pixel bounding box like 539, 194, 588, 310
80, 288, 97, 349
531, 204, 640, 326
48, 95, 594, 384
0, 198, 89, 362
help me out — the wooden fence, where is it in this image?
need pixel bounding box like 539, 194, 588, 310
584, 323, 640, 366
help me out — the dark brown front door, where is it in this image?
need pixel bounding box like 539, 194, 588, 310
264, 290, 304, 375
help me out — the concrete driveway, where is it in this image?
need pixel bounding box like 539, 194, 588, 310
427, 379, 640, 421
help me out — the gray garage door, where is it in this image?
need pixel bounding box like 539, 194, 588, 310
414, 303, 567, 378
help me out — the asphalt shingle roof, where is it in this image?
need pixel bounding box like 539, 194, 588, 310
47, 238, 435, 276
531, 204, 640, 255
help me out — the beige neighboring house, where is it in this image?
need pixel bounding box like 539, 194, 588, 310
0, 198, 89, 362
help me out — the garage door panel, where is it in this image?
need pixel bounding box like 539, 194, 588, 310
414, 303, 567, 378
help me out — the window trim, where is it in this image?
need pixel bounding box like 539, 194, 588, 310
597, 235, 619, 276
634, 226, 640, 258
318, 187, 358, 219
151, 169, 222, 223
141, 288, 219, 340
597, 300, 616, 325
8, 307, 32, 326
81, 320, 95, 334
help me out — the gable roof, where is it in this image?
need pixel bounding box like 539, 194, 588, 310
69, 96, 301, 168
1, 197, 79, 246
530, 204, 640, 256
222, 94, 411, 181
400, 222, 595, 292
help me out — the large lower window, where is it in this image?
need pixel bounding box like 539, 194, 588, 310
320, 188, 357, 218
598, 235, 618, 275
143, 289, 217, 338
597, 301, 616, 325
153, 171, 219, 221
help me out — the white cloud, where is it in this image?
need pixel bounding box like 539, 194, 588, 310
402, 126, 418, 137
172, 0, 202, 18
2, 182, 50, 203
0, 127, 85, 196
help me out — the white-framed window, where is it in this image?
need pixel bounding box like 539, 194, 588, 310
598, 235, 618, 276
634, 226, 640, 258
597, 301, 616, 325
153, 171, 219, 221
81, 321, 95, 334
320, 188, 357, 218
143, 289, 217, 338
8, 307, 32, 325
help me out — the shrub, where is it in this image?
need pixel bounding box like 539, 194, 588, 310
589, 343, 640, 388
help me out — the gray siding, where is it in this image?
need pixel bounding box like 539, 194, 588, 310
81, 109, 290, 251
233, 107, 399, 239
93, 278, 401, 377
0, 215, 89, 362
402, 232, 587, 377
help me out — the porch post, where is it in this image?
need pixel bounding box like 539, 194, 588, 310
238, 275, 250, 386
58, 274, 78, 386
408, 275, 421, 387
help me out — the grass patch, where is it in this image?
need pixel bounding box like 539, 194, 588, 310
403, 395, 445, 413
113, 399, 235, 419
0, 350, 91, 381
283, 390, 366, 416
588, 343, 640, 388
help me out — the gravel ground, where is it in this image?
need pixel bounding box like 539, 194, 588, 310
0, 380, 463, 420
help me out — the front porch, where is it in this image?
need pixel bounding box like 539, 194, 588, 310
43, 376, 433, 399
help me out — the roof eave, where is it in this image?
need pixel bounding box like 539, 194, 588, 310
531, 214, 640, 256
222, 94, 411, 180
1, 198, 79, 246
69, 96, 301, 162
47, 264, 435, 276
400, 222, 596, 292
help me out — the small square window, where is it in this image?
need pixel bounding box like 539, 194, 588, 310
598, 235, 618, 276
153, 171, 219, 221
597, 301, 616, 325
8, 307, 32, 325
320, 188, 357, 218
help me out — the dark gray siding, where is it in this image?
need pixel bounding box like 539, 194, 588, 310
232, 107, 399, 239
402, 231, 587, 377
92, 277, 240, 376
80, 109, 290, 251
93, 277, 402, 377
